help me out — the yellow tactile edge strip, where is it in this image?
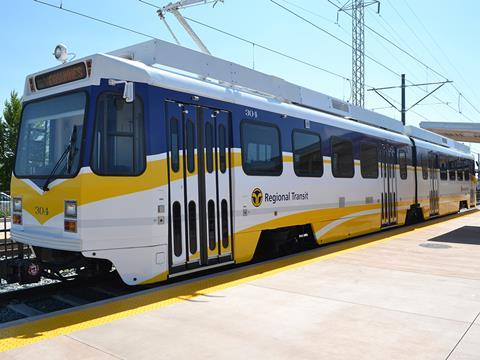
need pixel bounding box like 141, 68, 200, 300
0, 209, 477, 353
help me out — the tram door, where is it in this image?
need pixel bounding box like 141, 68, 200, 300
166, 101, 233, 273
428, 153, 439, 216
380, 144, 398, 226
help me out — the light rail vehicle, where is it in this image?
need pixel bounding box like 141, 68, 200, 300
6, 40, 476, 285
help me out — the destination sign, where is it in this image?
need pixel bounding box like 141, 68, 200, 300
35, 62, 87, 90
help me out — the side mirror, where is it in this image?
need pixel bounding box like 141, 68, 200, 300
108, 79, 134, 103
123, 82, 134, 103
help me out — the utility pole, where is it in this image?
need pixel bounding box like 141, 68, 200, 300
401, 74, 406, 125
337, 1, 380, 108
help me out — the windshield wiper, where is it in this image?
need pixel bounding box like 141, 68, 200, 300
42, 125, 78, 192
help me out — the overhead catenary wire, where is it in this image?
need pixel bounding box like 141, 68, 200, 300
183, 16, 351, 81
271, 0, 476, 123
34, 0, 351, 84
139, 0, 352, 82
31, 0, 476, 124
402, 0, 480, 105
329, 0, 480, 120
33, 0, 158, 39
268, 0, 402, 79
327, 0, 448, 81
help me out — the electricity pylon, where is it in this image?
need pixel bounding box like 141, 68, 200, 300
337, 1, 380, 108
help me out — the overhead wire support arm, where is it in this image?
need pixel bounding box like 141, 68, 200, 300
370, 88, 400, 112
367, 80, 452, 91
368, 76, 453, 125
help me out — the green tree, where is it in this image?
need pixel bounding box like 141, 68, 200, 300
0, 91, 22, 191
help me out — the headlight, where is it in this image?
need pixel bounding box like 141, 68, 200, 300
64, 200, 77, 218
13, 198, 22, 212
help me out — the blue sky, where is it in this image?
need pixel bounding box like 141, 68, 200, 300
1, 0, 479, 149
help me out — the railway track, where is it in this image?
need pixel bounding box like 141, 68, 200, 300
0, 273, 133, 326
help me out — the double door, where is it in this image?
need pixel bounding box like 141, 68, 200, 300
380, 144, 398, 226
428, 153, 439, 216
166, 101, 233, 273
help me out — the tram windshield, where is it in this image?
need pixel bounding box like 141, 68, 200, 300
15, 92, 86, 178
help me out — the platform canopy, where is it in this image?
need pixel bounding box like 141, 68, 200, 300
420, 122, 480, 143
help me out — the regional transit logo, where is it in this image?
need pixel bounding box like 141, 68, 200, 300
251, 188, 263, 207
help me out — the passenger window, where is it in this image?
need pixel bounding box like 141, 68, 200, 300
360, 142, 378, 179
170, 117, 180, 173
218, 124, 227, 174
92, 93, 145, 176
457, 160, 464, 181
421, 154, 428, 180
172, 201, 182, 257
292, 130, 323, 177
205, 122, 214, 174
398, 150, 407, 180
448, 160, 456, 181
188, 201, 197, 254
241, 121, 282, 176
331, 137, 354, 178
464, 162, 470, 181
186, 120, 195, 173
439, 158, 448, 180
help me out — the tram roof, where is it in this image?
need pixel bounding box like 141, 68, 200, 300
23, 39, 471, 154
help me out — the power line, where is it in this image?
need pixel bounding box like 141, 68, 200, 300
138, 0, 352, 82
35, 0, 351, 84
268, 0, 467, 120
385, 0, 451, 78
33, 0, 157, 39
401, 0, 480, 111
139, 0, 438, 123
31, 0, 476, 124
328, 0, 448, 81
329, 0, 480, 121
183, 16, 351, 81
379, 0, 480, 118
268, 0, 402, 78
275, 0, 351, 37
278, 0, 339, 26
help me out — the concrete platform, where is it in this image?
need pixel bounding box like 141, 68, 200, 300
2, 211, 480, 359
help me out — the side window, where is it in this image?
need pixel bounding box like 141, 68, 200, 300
440, 157, 448, 181
457, 159, 464, 181
399, 150, 407, 180
186, 120, 195, 173
170, 117, 180, 173
360, 142, 378, 179
241, 121, 282, 176
464, 160, 471, 180
205, 122, 214, 174
92, 93, 145, 176
331, 137, 354, 178
218, 124, 227, 174
421, 154, 428, 180
448, 159, 456, 181
292, 130, 323, 177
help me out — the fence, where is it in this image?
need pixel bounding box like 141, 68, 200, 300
0, 190, 10, 217
0, 216, 31, 281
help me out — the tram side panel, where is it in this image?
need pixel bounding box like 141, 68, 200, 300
414, 140, 472, 219
230, 106, 414, 264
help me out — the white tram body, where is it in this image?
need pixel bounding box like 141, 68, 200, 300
9, 40, 475, 285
